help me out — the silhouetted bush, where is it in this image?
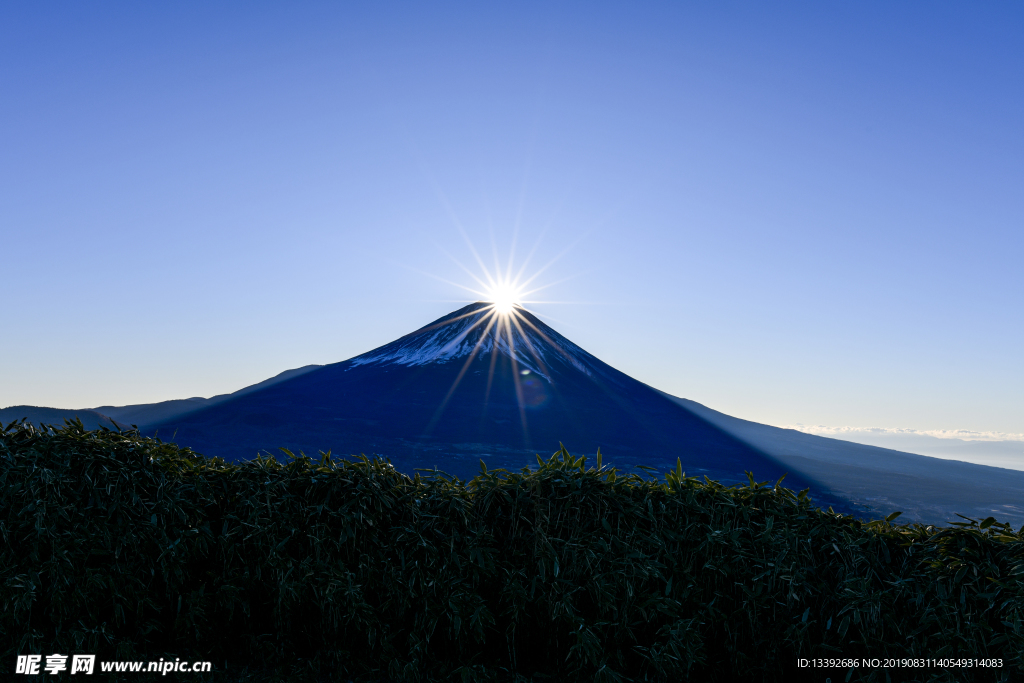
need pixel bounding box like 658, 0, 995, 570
2, 420, 1022, 681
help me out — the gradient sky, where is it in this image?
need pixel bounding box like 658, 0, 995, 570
2, 2, 1022, 443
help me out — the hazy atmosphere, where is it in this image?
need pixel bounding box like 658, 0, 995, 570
2, 2, 1022, 464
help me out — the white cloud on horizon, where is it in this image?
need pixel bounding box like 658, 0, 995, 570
782, 424, 1024, 443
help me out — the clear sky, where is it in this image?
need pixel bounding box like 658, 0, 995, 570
2, 2, 1022, 445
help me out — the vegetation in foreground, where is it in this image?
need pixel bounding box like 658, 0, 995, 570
2, 420, 1022, 682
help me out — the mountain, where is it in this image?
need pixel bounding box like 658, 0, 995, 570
657, 392, 1024, 527
146, 303, 834, 495
94, 365, 322, 426
145, 302, 1024, 525
0, 366, 323, 434
0, 406, 127, 431
781, 429, 1024, 471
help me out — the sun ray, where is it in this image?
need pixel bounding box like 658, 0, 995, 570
501, 313, 530, 443
483, 324, 500, 407
410, 308, 497, 337
511, 310, 589, 370
516, 236, 585, 292
437, 246, 496, 295
513, 300, 593, 305
515, 271, 590, 301
424, 310, 500, 434
508, 310, 552, 379
513, 307, 580, 332
489, 228, 503, 289
416, 157, 483, 257
434, 306, 498, 357
512, 230, 544, 286
505, 221, 520, 285
455, 224, 499, 293
401, 264, 491, 300
509, 305, 589, 335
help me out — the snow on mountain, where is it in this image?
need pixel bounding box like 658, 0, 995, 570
348, 302, 597, 380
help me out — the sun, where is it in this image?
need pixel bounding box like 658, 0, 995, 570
417, 226, 576, 317
486, 283, 522, 314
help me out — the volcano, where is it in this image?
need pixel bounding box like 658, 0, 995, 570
144, 302, 1024, 524
149, 304, 821, 488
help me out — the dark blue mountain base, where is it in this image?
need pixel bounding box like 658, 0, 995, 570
150, 303, 850, 512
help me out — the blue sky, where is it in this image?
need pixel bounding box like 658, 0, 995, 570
2, 2, 1022, 446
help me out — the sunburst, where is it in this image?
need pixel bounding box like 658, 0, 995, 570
416, 232, 580, 442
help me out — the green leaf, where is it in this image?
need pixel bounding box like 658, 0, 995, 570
837, 615, 850, 639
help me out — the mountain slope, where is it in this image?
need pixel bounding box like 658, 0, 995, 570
94, 364, 323, 426
2, 366, 324, 434
657, 392, 1024, 525
0, 406, 127, 431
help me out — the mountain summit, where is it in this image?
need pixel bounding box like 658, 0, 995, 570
349, 303, 602, 381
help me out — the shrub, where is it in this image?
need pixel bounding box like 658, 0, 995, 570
1, 420, 1021, 681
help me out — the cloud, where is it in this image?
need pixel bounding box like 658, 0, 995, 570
782, 424, 1024, 443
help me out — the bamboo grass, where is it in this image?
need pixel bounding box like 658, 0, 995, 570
2, 420, 1021, 682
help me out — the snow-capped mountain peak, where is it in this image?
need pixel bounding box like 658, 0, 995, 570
348, 302, 595, 379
